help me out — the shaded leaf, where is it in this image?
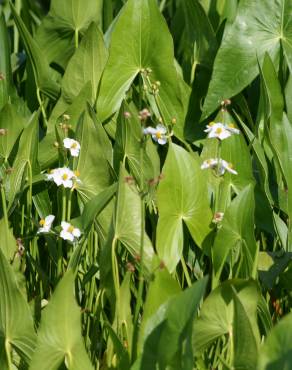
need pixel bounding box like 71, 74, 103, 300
0, 248, 36, 368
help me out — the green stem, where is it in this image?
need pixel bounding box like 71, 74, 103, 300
67, 190, 72, 221
62, 189, 67, 221
215, 140, 222, 212
36, 87, 48, 129
0, 184, 8, 229
27, 162, 33, 231
111, 237, 120, 303
21, 203, 25, 236
132, 77, 146, 360
13, 0, 21, 54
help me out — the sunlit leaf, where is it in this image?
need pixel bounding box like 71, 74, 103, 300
30, 271, 94, 370
202, 0, 292, 118
96, 0, 187, 139
156, 143, 212, 272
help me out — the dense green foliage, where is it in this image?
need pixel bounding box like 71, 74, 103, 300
1, 0, 292, 369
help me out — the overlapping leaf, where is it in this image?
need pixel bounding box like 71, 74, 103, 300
35, 0, 103, 68
96, 0, 187, 138
11, 4, 60, 99
202, 0, 292, 118
212, 185, 258, 285
193, 279, 260, 356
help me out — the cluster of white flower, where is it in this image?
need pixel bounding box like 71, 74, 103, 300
37, 215, 81, 242
204, 122, 240, 140
201, 121, 240, 175
46, 138, 81, 189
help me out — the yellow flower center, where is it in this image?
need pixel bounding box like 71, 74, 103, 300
39, 219, 45, 226
215, 127, 223, 134
62, 174, 68, 180
71, 142, 77, 149
155, 131, 162, 139
67, 225, 74, 233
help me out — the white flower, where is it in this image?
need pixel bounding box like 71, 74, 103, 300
226, 123, 240, 135
143, 126, 156, 135
60, 221, 81, 242
200, 158, 218, 170
63, 138, 81, 157
46, 167, 77, 188
218, 159, 238, 175
201, 158, 238, 175
38, 215, 55, 233
144, 124, 168, 145
204, 122, 231, 140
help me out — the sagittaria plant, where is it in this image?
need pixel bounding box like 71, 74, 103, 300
1, 0, 292, 369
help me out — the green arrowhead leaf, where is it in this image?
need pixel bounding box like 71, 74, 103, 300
202, 0, 292, 118
212, 184, 258, 284
193, 279, 260, 356
35, 0, 103, 68
30, 271, 94, 370
157, 143, 212, 272
62, 22, 108, 104
10, 3, 60, 100
96, 0, 186, 138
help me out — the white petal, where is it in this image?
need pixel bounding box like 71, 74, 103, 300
151, 134, 159, 142
156, 124, 167, 134
226, 166, 238, 175
61, 221, 70, 231
70, 148, 80, 157
45, 215, 55, 225
72, 228, 81, 238
200, 159, 218, 169
217, 164, 226, 176
62, 179, 73, 188
144, 127, 157, 135
158, 137, 167, 145
63, 138, 73, 149
38, 226, 50, 233
54, 176, 63, 186
60, 230, 74, 241
218, 130, 231, 140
